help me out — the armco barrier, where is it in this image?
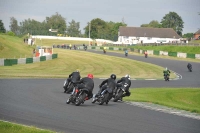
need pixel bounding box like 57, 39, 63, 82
153, 50, 159, 55
26, 58, 33, 64
11, 59, 18, 65
4, 59, 12, 66
168, 52, 177, 57
40, 56, 46, 61
0, 54, 58, 66
91, 46, 199, 59
0, 59, 4, 66
187, 53, 195, 59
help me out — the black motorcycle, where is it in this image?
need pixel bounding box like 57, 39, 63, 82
125, 53, 128, 57
145, 54, 148, 58
113, 85, 126, 102
84, 46, 87, 51
92, 87, 112, 105
187, 65, 192, 72
103, 49, 106, 54
63, 80, 76, 94
66, 86, 90, 106
164, 74, 169, 81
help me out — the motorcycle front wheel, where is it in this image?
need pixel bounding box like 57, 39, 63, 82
99, 93, 109, 105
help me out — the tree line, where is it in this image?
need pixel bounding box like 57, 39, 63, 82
0, 11, 199, 40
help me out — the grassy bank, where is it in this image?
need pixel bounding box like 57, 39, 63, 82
0, 48, 172, 79
124, 88, 200, 113
0, 121, 55, 133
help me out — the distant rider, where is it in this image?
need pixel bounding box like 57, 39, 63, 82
125, 50, 128, 56
73, 74, 94, 100
64, 69, 81, 93
187, 63, 192, 69
115, 74, 131, 100
163, 67, 170, 77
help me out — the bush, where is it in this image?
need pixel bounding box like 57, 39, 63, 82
6, 31, 15, 36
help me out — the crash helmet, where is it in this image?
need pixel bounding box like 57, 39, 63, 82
87, 74, 94, 79
125, 74, 131, 80
110, 74, 116, 80
76, 69, 80, 72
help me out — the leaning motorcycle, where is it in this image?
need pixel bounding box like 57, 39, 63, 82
66, 86, 90, 106
92, 87, 112, 105
164, 74, 169, 81
188, 66, 192, 72
84, 46, 87, 51
113, 85, 126, 102
63, 80, 76, 94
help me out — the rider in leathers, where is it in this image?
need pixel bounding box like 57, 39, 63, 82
73, 74, 94, 99
64, 70, 81, 93
115, 75, 131, 98
95, 74, 117, 102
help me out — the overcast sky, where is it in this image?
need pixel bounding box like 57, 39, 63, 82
0, 0, 199, 34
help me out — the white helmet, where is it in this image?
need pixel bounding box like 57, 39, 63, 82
125, 74, 130, 80
165, 67, 168, 70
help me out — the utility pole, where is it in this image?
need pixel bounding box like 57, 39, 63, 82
89, 22, 91, 46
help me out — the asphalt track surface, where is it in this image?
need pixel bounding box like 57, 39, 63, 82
0, 50, 200, 133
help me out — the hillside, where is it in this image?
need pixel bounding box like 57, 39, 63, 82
0, 34, 35, 58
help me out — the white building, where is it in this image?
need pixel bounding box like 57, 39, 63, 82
116, 27, 181, 44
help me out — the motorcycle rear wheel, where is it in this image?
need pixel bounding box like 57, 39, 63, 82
75, 92, 86, 106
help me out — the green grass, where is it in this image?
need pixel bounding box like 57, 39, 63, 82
0, 34, 199, 132
124, 88, 200, 113
0, 48, 172, 79
130, 45, 200, 54
0, 120, 56, 133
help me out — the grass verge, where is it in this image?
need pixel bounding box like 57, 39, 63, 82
0, 120, 55, 133
124, 88, 200, 113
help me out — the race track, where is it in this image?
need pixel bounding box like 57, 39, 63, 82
0, 50, 200, 133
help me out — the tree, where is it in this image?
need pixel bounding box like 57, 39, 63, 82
9, 17, 19, 35
161, 12, 184, 36
182, 33, 193, 39
45, 12, 67, 34
84, 18, 107, 39
0, 20, 6, 33
141, 20, 162, 28
66, 19, 81, 37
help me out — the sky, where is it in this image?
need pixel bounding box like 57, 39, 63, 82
0, 0, 200, 34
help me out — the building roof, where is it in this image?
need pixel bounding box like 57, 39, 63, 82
194, 29, 200, 34
119, 27, 181, 39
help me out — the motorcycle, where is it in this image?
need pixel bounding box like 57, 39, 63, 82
164, 74, 169, 81
103, 49, 106, 54
145, 54, 148, 58
66, 86, 90, 106
113, 85, 126, 102
63, 80, 76, 94
92, 87, 112, 105
187, 66, 192, 72
84, 46, 87, 51
125, 53, 128, 57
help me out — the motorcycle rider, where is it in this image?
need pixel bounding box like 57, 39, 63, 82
94, 74, 117, 103
163, 67, 170, 79
103, 46, 106, 53
115, 74, 131, 100
125, 49, 128, 56
72, 74, 94, 100
144, 50, 148, 57
64, 69, 81, 93
187, 63, 192, 70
